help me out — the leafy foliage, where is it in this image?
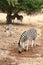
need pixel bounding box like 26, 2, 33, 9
0, 0, 43, 13
0, 0, 43, 24
18, 0, 43, 13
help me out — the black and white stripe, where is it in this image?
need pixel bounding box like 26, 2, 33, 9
18, 28, 37, 53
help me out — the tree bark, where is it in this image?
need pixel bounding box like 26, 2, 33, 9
6, 13, 12, 24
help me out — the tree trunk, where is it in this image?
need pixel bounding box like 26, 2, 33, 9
6, 13, 12, 24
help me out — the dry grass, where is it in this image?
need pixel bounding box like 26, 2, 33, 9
0, 13, 43, 65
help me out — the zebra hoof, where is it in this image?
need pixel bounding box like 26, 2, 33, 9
18, 51, 21, 53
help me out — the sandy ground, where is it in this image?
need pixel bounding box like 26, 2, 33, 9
0, 13, 43, 65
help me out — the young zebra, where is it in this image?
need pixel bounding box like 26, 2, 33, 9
4, 24, 13, 36
18, 28, 37, 53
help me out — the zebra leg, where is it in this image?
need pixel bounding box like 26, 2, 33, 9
24, 40, 29, 51
33, 40, 36, 47
26, 43, 29, 51
31, 40, 35, 47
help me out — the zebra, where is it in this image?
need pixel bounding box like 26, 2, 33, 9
4, 24, 13, 36
18, 28, 37, 53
